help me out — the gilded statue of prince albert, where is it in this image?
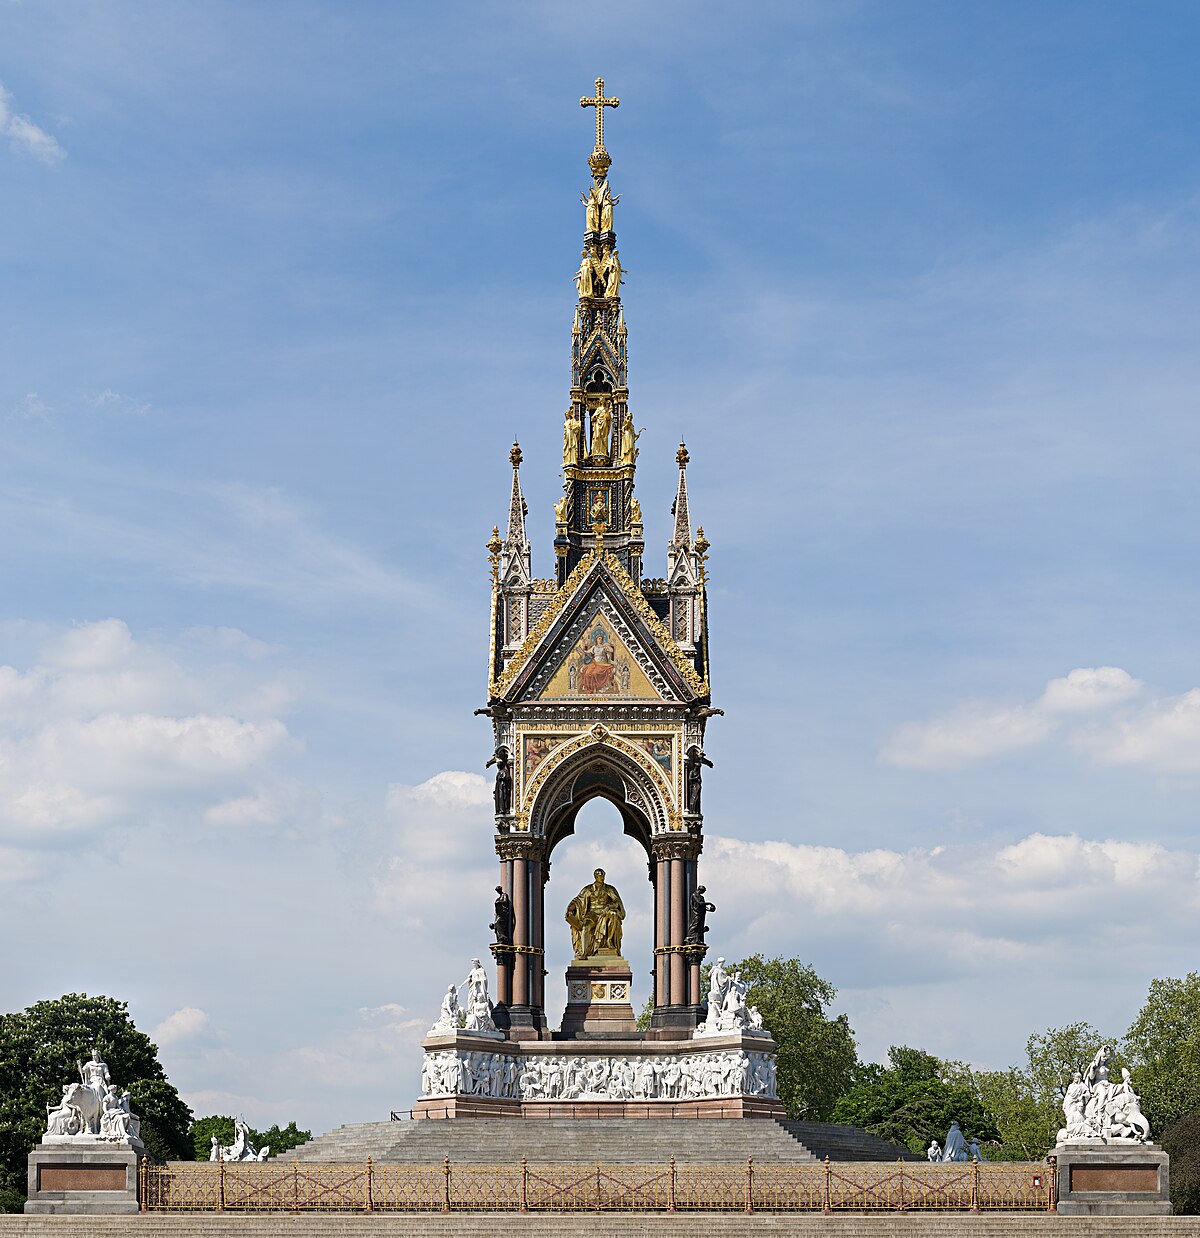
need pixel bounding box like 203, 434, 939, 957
565, 868, 626, 960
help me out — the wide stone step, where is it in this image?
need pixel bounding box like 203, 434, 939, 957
277, 1117, 820, 1164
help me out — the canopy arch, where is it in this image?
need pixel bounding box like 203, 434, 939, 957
526, 733, 673, 860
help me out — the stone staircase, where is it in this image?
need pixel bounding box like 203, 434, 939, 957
274, 1116, 826, 1163
3, 1217, 1200, 1235
780, 1121, 925, 1162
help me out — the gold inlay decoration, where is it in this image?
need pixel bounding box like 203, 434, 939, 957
489, 551, 708, 700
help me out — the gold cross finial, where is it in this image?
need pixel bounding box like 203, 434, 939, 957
580, 77, 619, 153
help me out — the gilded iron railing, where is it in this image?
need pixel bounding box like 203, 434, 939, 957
142, 1156, 1056, 1213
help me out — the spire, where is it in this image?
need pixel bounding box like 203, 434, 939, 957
500, 440, 530, 587
557, 76, 639, 586
671, 442, 691, 546
667, 441, 698, 591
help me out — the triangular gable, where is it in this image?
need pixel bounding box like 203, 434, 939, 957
534, 598, 664, 702
489, 551, 707, 704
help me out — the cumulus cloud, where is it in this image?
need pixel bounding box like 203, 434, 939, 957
0, 83, 65, 165
153, 1006, 212, 1048
877, 664, 1200, 771
0, 619, 297, 845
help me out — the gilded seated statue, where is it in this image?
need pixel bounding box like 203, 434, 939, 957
565, 868, 626, 960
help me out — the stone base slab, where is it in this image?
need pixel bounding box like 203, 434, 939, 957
1054, 1142, 1171, 1216
413, 1095, 783, 1119
25, 1144, 140, 1215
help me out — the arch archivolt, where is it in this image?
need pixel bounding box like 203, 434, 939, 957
522, 725, 678, 847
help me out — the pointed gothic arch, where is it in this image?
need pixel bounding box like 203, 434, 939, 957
525, 730, 674, 857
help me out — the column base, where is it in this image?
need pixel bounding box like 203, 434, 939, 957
649, 1003, 703, 1034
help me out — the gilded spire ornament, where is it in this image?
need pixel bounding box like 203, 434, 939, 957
580, 77, 620, 158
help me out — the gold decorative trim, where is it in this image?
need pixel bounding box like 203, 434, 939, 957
489, 551, 708, 701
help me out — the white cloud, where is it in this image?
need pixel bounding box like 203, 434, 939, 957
0, 83, 65, 165
1078, 689, 1200, 773
0, 619, 298, 844
1039, 666, 1143, 714
880, 665, 1174, 771
880, 699, 1051, 769
153, 1006, 212, 1048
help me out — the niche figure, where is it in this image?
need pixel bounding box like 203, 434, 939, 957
486, 747, 513, 816
490, 886, 513, 946
685, 885, 716, 946
684, 747, 714, 816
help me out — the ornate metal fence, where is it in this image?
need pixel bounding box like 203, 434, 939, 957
142, 1157, 1055, 1213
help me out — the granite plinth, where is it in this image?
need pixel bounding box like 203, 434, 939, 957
1053, 1142, 1171, 1216
561, 958, 635, 1035
25, 1143, 141, 1215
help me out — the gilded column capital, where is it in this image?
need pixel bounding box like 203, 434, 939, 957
650, 835, 700, 863
495, 835, 546, 863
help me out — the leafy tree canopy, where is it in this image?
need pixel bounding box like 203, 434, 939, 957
0, 993, 192, 1209
189, 1115, 311, 1161
726, 955, 858, 1121
1124, 973, 1200, 1134
831, 1045, 1000, 1155
1159, 1112, 1200, 1215
944, 1022, 1111, 1161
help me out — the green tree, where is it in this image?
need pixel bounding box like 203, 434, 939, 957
944, 1022, 1110, 1161
728, 955, 858, 1121
189, 1116, 311, 1161
831, 1046, 1000, 1155
1124, 973, 1200, 1134
1159, 1112, 1200, 1215
0, 993, 192, 1210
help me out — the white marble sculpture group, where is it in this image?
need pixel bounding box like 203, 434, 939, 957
421, 1047, 777, 1102
927, 1121, 985, 1162
208, 1117, 270, 1162
1057, 1045, 1152, 1146
42, 1048, 142, 1149
694, 957, 767, 1038
429, 959, 499, 1037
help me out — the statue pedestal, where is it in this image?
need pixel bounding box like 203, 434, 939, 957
25, 1142, 141, 1214
560, 956, 635, 1036
1053, 1143, 1171, 1215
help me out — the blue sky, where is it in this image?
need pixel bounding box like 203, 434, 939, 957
2, 0, 1199, 1132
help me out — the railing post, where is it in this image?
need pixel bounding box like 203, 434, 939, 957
971, 1157, 980, 1212
292, 1160, 300, 1212
897, 1157, 905, 1212
521, 1155, 528, 1213
217, 1157, 225, 1213
1048, 1155, 1057, 1212
138, 1155, 146, 1212
366, 1156, 373, 1213
595, 1159, 602, 1211
823, 1155, 831, 1213
745, 1156, 753, 1214
668, 1156, 676, 1213
442, 1156, 451, 1212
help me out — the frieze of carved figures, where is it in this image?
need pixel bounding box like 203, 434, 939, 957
1057, 1045, 1152, 1146
42, 1048, 143, 1149
421, 1048, 777, 1102
694, 957, 768, 1038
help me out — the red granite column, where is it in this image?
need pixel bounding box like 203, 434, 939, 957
654, 857, 667, 1006
497, 858, 513, 1006
669, 855, 685, 1004
530, 855, 544, 1009
512, 856, 529, 1007
687, 859, 701, 1007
